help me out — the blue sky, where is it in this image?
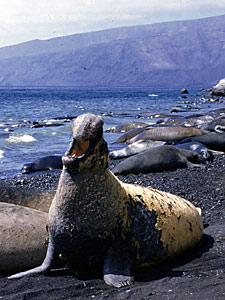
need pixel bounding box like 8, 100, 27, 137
1, 0, 225, 47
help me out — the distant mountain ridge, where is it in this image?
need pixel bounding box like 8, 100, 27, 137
0, 14, 225, 87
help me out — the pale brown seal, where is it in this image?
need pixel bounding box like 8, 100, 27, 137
128, 126, 208, 144
0, 202, 48, 274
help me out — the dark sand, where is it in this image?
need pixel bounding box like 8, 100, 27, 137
0, 153, 224, 300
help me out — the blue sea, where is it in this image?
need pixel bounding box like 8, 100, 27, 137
0, 86, 224, 178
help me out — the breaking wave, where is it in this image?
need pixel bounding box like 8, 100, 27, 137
6, 134, 37, 144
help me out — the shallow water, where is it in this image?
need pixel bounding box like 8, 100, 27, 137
0, 86, 224, 177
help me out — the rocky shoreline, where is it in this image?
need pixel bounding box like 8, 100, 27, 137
0, 153, 224, 299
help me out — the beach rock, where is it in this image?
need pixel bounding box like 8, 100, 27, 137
210, 78, 225, 96
180, 88, 189, 94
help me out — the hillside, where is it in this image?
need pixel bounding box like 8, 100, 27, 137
0, 14, 225, 87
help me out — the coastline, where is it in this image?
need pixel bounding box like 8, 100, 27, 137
0, 153, 224, 299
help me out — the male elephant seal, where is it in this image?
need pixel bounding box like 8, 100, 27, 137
112, 145, 205, 175
9, 113, 203, 288
0, 202, 48, 274
22, 155, 63, 174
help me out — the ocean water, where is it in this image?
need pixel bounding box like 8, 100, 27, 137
0, 86, 223, 178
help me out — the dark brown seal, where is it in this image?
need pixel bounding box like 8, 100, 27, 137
112, 145, 206, 175
0, 184, 55, 212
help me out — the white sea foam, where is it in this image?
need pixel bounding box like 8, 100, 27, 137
0, 150, 4, 159
7, 134, 37, 144
148, 94, 158, 97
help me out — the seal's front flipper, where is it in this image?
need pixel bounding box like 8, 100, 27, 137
186, 161, 205, 168
8, 234, 55, 279
104, 274, 134, 288
103, 241, 136, 288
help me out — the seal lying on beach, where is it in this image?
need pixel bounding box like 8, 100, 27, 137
106, 121, 147, 133
113, 126, 150, 143
181, 132, 225, 152
22, 155, 63, 174
0, 202, 48, 274
172, 142, 214, 161
112, 145, 205, 175
127, 126, 208, 144
109, 140, 165, 159
199, 117, 225, 133
9, 113, 203, 288
0, 184, 55, 212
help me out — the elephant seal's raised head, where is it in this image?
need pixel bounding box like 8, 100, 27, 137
62, 113, 108, 172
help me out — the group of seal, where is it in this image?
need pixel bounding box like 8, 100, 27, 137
109, 111, 225, 174
7, 113, 203, 288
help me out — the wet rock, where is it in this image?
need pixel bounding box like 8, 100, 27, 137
210, 78, 225, 97
180, 88, 189, 94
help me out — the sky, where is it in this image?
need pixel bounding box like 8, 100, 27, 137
1, 0, 225, 48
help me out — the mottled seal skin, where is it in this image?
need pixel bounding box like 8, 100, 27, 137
0, 202, 48, 274
9, 113, 203, 288
128, 126, 208, 144
112, 145, 205, 175
22, 155, 63, 174
0, 184, 55, 212
109, 140, 165, 159
181, 132, 225, 152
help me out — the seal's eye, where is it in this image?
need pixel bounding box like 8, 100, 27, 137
70, 140, 90, 157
